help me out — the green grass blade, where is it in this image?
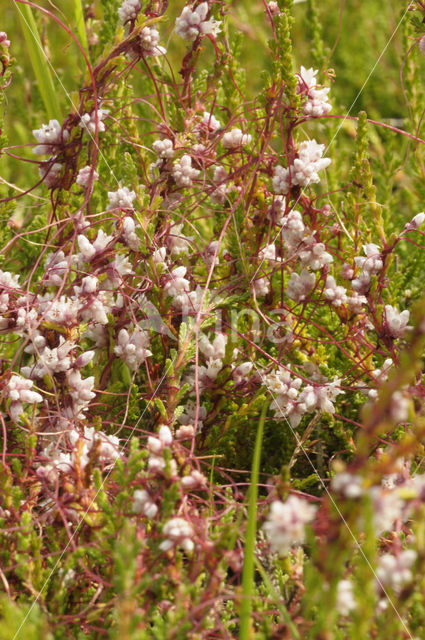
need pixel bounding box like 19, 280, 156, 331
16, 4, 61, 121
239, 401, 269, 640
74, 0, 89, 54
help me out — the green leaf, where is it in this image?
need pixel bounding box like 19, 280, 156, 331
16, 4, 61, 121
239, 401, 269, 640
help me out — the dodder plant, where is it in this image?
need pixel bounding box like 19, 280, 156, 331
2, 0, 425, 638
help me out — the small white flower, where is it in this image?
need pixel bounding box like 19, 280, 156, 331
172, 154, 200, 187
299, 239, 333, 270
39, 162, 62, 188
79, 108, 109, 134
297, 66, 332, 118
286, 269, 315, 302
336, 580, 356, 616
77, 234, 96, 261
160, 517, 194, 552
263, 496, 317, 555
152, 138, 174, 159
122, 216, 140, 251
181, 470, 206, 489
132, 489, 158, 518
118, 0, 140, 22
222, 128, 252, 150
107, 186, 136, 211
407, 211, 425, 229
138, 26, 166, 57
167, 223, 192, 256
272, 165, 291, 195
384, 305, 411, 338
377, 550, 416, 592
292, 140, 331, 187
201, 111, 221, 132
298, 378, 343, 415
254, 277, 270, 297
175, 2, 221, 41
6, 375, 42, 421
114, 327, 152, 370
199, 333, 227, 360
331, 472, 364, 499
232, 362, 253, 383
158, 425, 173, 446
33, 120, 68, 155
324, 275, 347, 307
267, 1, 281, 16
152, 246, 167, 266
67, 370, 96, 413
259, 244, 278, 262
76, 165, 99, 188
164, 266, 191, 301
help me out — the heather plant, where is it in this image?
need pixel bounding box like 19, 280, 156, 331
2, 0, 425, 638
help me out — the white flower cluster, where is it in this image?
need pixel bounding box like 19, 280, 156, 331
76, 165, 99, 188
297, 66, 332, 118
258, 245, 277, 265
222, 128, 252, 150
265, 366, 343, 427
23, 338, 75, 379
298, 237, 333, 270
377, 549, 416, 593
383, 304, 411, 338
39, 162, 62, 188
404, 211, 425, 231
267, 1, 281, 16
172, 154, 200, 187
152, 138, 175, 159
114, 327, 152, 371
331, 471, 364, 498
6, 375, 43, 422
132, 489, 158, 519
232, 361, 253, 384
352, 243, 383, 292
33, 120, 69, 155
263, 496, 317, 555
147, 425, 176, 474
118, 0, 140, 23
175, 2, 221, 41
336, 580, 356, 616
201, 111, 221, 132
210, 166, 231, 204
107, 186, 136, 211
324, 275, 348, 307
79, 108, 109, 134
286, 269, 315, 302
77, 229, 114, 261
138, 26, 166, 57
199, 332, 227, 360
43, 250, 71, 286
37, 426, 120, 483
331, 469, 413, 534
181, 469, 206, 489
68, 369, 96, 417
198, 332, 227, 384
160, 517, 195, 552
167, 223, 192, 256
177, 400, 207, 433
122, 216, 140, 251
279, 209, 305, 244
254, 277, 270, 297
273, 140, 331, 194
